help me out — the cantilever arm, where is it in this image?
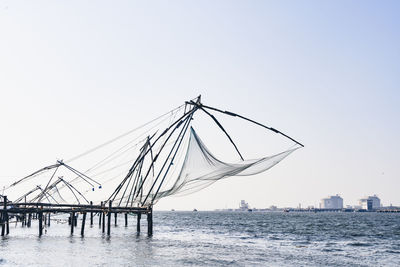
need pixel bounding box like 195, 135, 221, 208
197, 103, 304, 147
190, 101, 244, 161
8, 163, 62, 188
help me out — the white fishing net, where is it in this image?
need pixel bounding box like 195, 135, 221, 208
148, 127, 300, 203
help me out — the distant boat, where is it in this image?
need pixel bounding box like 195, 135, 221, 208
171, 209, 175, 211
193, 208, 198, 212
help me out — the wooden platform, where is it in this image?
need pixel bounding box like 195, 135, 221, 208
0, 196, 153, 237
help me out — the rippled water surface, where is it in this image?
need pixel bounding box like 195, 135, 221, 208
1, 212, 400, 266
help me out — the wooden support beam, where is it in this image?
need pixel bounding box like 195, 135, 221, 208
124, 213, 128, 227
71, 211, 75, 235
147, 208, 153, 236
137, 213, 141, 232
22, 213, 26, 227
1, 196, 5, 236
99, 202, 102, 228
81, 212, 86, 237
90, 201, 93, 226
48, 213, 51, 227
5, 196, 9, 235
114, 212, 117, 226
38, 209, 43, 237
107, 201, 112, 236
27, 213, 32, 227
102, 212, 105, 233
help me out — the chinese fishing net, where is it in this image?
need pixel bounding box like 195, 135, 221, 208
147, 127, 299, 204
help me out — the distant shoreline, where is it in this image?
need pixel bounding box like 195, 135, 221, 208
157, 208, 400, 213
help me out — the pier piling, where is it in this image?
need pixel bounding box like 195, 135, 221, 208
38, 209, 43, 237
90, 201, 93, 226
137, 213, 141, 232
71, 211, 75, 235
147, 208, 153, 236
1, 196, 7, 236
27, 213, 32, 227
102, 211, 105, 233
81, 212, 86, 237
107, 201, 112, 236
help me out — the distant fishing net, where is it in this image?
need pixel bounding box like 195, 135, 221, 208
148, 127, 299, 203
5, 97, 302, 208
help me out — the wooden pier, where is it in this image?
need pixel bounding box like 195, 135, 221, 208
0, 196, 153, 237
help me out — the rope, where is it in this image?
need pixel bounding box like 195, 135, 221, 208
65, 104, 185, 163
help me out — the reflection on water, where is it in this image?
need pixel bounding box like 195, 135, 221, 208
1, 212, 400, 266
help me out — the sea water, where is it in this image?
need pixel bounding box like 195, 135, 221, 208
0, 212, 399, 266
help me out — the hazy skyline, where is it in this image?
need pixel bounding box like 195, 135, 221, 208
1, 1, 399, 210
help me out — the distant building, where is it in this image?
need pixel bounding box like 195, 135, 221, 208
320, 195, 343, 209
239, 200, 249, 211
359, 195, 381, 210
269, 205, 278, 211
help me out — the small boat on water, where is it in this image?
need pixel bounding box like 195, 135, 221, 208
193, 208, 198, 212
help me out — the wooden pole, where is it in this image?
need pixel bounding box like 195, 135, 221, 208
107, 201, 112, 236
27, 213, 32, 227
99, 202, 102, 228
137, 213, 141, 232
38, 209, 43, 237
71, 211, 75, 235
114, 212, 117, 226
74, 213, 78, 227
23, 196, 27, 227
147, 208, 153, 236
90, 201, 93, 226
102, 210, 105, 234
81, 212, 86, 237
125, 213, 128, 227
1, 196, 6, 236
22, 213, 26, 227
5, 196, 9, 235
48, 213, 51, 227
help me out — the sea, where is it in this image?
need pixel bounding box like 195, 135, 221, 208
0, 211, 399, 266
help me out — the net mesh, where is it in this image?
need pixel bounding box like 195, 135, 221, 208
148, 127, 299, 203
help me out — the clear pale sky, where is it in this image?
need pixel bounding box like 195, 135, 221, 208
1, 1, 399, 210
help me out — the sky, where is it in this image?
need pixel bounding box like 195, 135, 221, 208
0, 1, 399, 210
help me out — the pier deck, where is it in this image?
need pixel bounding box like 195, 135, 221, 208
0, 196, 153, 237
